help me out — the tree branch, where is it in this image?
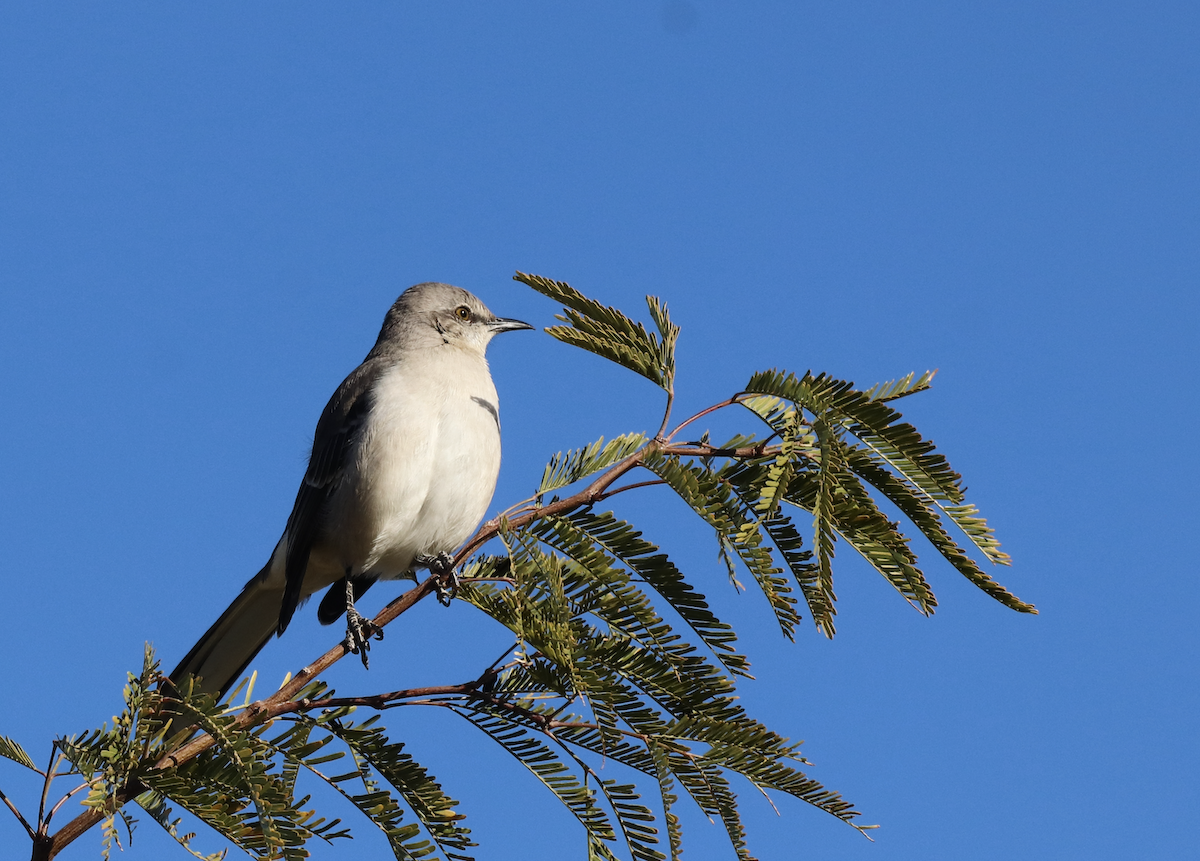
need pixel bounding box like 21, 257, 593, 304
42, 397, 783, 858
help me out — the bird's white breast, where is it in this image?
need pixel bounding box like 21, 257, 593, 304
331, 347, 502, 578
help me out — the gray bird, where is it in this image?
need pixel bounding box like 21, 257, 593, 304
171, 283, 532, 697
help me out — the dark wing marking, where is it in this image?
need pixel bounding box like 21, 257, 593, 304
276, 359, 382, 635
471, 395, 500, 431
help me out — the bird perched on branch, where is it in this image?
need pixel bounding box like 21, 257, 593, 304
171, 283, 532, 696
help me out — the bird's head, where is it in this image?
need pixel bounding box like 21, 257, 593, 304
375, 282, 533, 356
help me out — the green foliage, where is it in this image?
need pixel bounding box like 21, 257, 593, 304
539, 509, 748, 676
540, 433, 648, 495
134, 790, 229, 861
313, 713, 473, 860
52, 648, 465, 860
0, 274, 1033, 860
740, 370, 1034, 618
0, 735, 36, 771
453, 493, 868, 859
515, 272, 679, 393
640, 452, 803, 640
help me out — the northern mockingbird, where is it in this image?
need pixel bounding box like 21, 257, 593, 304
170, 283, 532, 696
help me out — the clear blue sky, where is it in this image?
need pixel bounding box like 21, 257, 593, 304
1, 3, 1196, 859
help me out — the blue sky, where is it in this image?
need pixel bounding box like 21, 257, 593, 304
1, 3, 1196, 859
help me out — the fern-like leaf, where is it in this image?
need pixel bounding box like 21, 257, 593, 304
539, 433, 648, 494
0, 735, 36, 771
532, 509, 748, 676
862, 370, 937, 402
744, 370, 966, 506
134, 790, 229, 861
845, 447, 1035, 612
318, 713, 474, 861
642, 452, 801, 639
456, 706, 616, 845
516, 272, 675, 391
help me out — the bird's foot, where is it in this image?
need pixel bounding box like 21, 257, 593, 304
416, 552, 460, 607
344, 606, 382, 669
342, 576, 382, 670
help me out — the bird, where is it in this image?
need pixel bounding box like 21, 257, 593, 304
170, 283, 532, 697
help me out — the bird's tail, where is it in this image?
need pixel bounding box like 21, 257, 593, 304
169, 563, 282, 698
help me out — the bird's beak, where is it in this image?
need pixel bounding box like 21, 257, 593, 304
488, 316, 535, 334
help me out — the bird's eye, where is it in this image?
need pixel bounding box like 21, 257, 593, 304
455, 306, 472, 321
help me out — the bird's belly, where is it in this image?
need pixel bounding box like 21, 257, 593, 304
370, 439, 499, 575
329, 361, 502, 578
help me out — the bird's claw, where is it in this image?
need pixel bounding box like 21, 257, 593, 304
417, 552, 460, 607
344, 606, 381, 670
435, 570, 460, 607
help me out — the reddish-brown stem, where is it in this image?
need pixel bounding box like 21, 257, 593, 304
42, 578, 445, 857
667, 394, 745, 440
297, 683, 482, 713
593, 479, 667, 502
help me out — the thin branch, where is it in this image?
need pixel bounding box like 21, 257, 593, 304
481, 644, 520, 677
667, 395, 745, 440
667, 442, 780, 459
497, 490, 549, 521
593, 479, 667, 502
45, 577, 447, 856
0, 787, 35, 839
655, 387, 675, 441
750, 782, 781, 816
300, 683, 480, 713
35, 748, 61, 836
42, 782, 90, 829
456, 448, 650, 561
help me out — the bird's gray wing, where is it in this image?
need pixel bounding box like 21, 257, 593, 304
277, 359, 381, 635
171, 358, 383, 696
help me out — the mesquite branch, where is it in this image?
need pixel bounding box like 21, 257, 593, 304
39, 393, 772, 859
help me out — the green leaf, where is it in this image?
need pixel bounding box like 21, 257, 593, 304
134, 790, 229, 861
744, 372, 1029, 612
642, 452, 801, 639
845, 447, 1035, 613
596, 779, 665, 861
457, 706, 616, 846
182, 710, 295, 855
942, 503, 1011, 566
134, 673, 323, 860
668, 754, 754, 861
0, 735, 37, 771
531, 509, 748, 676
647, 742, 683, 861
810, 417, 841, 628
539, 433, 648, 495
743, 369, 967, 506
719, 461, 831, 635
862, 369, 937, 403
668, 714, 864, 828
318, 714, 474, 861
516, 272, 675, 391
548, 732, 666, 861
645, 294, 680, 393
812, 421, 937, 615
